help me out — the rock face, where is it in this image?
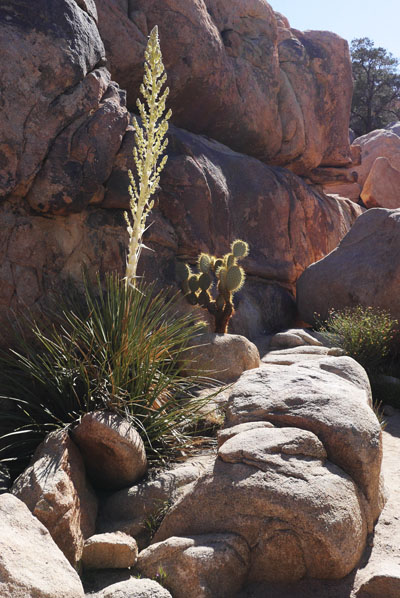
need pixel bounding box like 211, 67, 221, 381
137, 534, 250, 598
297, 208, 400, 325
11, 429, 97, 567
0, 493, 85, 598
0, 0, 128, 208
0, 124, 362, 344
152, 355, 384, 587
95, 0, 353, 173
181, 333, 260, 382
361, 157, 400, 209
0, 0, 362, 343
72, 411, 147, 490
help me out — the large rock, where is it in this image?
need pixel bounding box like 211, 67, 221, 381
154, 425, 368, 582
72, 411, 147, 490
181, 332, 260, 382
11, 429, 97, 567
352, 129, 400, 189
224, 356, 383, 528
0, 493, 85, 597
89, 578, 172, 597
95, 0, 352, 173
296, 208, 400, 325
361, 157, 400, 209
137, 534, 250, 598
0, 0, 128, 206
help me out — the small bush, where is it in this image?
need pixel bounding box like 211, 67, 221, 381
0, 275, 212, 477
318, 306, 398, 373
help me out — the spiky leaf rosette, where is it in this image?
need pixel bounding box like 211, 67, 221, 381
125, 26, 172, 287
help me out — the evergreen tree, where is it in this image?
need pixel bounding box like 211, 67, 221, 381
350, 37, 400, 136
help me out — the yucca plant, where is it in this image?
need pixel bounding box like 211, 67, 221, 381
0, 275, 211, 477
125, 25, 171, 287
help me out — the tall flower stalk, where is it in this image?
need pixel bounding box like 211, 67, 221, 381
124, 26, 172, 288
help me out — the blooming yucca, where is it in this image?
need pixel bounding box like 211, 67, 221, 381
125, 26, 172, 287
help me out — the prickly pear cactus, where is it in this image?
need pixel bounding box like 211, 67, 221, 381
175, 240, 249, 333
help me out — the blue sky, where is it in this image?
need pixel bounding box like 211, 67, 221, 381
270, 0, 400, 60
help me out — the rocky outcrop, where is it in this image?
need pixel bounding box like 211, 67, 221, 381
0, 0, 363, 343
181, 332, 260, 382
137, 534, 250, 598
296, 208, 400, 325
11, 429, 98, 567
0, 0, 128, 207
0, 124, 363, 344
95, 0, 353, 174
72, 411, 147, 490
152, 356, 384, 586
0, 493, 85, 597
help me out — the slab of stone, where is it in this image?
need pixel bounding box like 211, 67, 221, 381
82, 532, 138, 570
0, 493, 84, 598
11, 429, 97, 567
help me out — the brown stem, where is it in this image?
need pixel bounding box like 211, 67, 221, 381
214, 302, 234, 334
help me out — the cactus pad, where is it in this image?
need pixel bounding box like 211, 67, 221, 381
225, 265, 245, 292
231, 240, 249, 258
175, 261, 191, 282
188, 275, 200, 293
198, 253, 212, 274
199, 272, 212, 291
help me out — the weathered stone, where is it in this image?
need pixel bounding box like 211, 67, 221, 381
361, 157, 400, 209
96, 0, 352, 173
155, 426, 368, 582
11, 429, 97, 567
356, 562, 400, 598
0, 493, 84, 598
352, 129, 400, 189
297, 208, 400, 325
181, 333, 260, 383
224, 356, 382, 529
72, 411, 147, 490
269, 328, 323, 349
217, 421, 274, 448
324, 183, 362, 201
0, 0, 128, 205
137, 534, 250, 598
89, 578, 172, 598
82, 532, 138, 570
98, 457, 213, 545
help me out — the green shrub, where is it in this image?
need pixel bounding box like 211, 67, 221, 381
318, 305, 398, 373
0, 275, 212, 477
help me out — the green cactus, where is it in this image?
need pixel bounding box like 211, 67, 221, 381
175, 240, 249, 333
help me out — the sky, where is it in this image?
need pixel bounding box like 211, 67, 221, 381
269, 0, 400, 60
